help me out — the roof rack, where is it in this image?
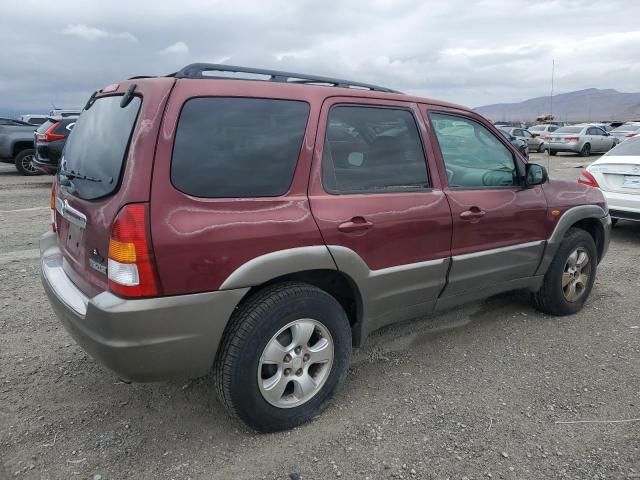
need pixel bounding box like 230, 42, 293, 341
170, 63, 401, 93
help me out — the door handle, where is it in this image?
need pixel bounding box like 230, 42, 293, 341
338, 217, 374, 233
460, 207, 486, 221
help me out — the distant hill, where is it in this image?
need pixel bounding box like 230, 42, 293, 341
474, 88, 640, 122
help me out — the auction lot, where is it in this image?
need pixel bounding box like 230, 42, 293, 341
1, 153, 638, 479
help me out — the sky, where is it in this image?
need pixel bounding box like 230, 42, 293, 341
1, 0, 640, 115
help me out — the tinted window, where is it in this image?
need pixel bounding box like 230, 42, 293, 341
613, 123, 640, 132
430, 113, 517, 188
322, 106, 428, 194
548, 126, 558, 132
27, 117, 47, 125
172, 98, 309, 198
62, 95, 141, 200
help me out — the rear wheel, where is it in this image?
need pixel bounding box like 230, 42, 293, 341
214, 282, 352, 432
537, 142, 546, 153
531, 228, 597, 316
547, 150, 557, 156
14, 149, 40, 176
611, 218, 619, 227
579, 143, 591, 157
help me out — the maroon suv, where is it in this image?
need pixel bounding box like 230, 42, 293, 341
41, 64, 610, 432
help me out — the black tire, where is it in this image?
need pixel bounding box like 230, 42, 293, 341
531, 228, 597, 316
537, 143, 546, 153
14, 149, 41, 176
214, 282, 352, 432
579, 143, 591, 157
611, 218, 619, 227
548, 150, 557, 156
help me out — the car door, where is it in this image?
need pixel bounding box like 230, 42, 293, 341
521, 129, 538, 148
593, 127, 611, 151
425, 109, 553, 300
309, 98, 452, 335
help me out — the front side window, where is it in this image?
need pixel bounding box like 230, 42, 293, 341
322, 106, 429, 194
430, 112, 518, 188
172, 98, 309, 198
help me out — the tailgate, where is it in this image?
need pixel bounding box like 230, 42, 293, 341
55, 78, 174, 297
591, 163, 640, 195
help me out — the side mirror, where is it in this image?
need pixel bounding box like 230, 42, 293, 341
525, 163, 548, 186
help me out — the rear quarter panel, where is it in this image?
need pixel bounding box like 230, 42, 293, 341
150, 80, 328, 295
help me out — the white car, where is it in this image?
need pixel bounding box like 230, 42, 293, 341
580, 136, 640, 224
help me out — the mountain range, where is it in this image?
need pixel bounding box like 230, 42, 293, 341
474, 88, 640, 123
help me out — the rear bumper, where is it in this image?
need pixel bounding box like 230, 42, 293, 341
40, 231, 248, 382
602, 191, 640, 220
32, 156, 58, 174
547, 142, 580, 153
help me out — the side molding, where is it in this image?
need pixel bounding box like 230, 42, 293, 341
535, 205, 608, 275
219, 245, 337, 290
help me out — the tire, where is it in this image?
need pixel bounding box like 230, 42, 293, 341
548, 150, 557, 156
531, 228, 597, 316
611, 218, 619, 227
579, 143, 591, 157
537, 142, 546, 153
214, 282, 352, 432
14, 149, 41, 176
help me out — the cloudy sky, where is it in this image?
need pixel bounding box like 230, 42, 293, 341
1, 0, 640, 115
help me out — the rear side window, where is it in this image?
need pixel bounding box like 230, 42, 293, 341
171, 98, 309, 198
322, 106, 429, 194
62, 95, 141, 200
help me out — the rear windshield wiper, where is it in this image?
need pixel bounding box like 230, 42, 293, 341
59, 169, 102, 183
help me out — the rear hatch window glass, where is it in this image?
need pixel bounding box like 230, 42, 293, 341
554, 127, 583, 134
171, 97, 309, 198
36, 120, 56, 134
608, 137, 640, 156
61, 95, 141, 200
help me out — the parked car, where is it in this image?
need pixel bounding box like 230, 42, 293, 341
41, 63, 610, 432
18, 114, 49, 126
497, 128, 529, 158
501, 126, 546, 153
544, 125, 616, 156
32, 117, 77, 174
49, 108, 82, 118
0, 118, 31, 126
528, 124, 560, 137
579, 136, 640, 225
0, 120, 40, 175
609, 122, 640, 142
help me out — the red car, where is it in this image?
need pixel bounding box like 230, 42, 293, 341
41, 64, 610, 432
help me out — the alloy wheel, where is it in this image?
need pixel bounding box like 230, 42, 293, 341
258, 319, 334, 408
21, 154, 38, 174
562, 247, 591, 302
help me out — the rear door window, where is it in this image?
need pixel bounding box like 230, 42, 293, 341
322, 106, 429, 194
171, 97, 309, 198
62, 95, 141, 200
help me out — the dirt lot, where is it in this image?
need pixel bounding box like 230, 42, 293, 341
1, 153, 638, 480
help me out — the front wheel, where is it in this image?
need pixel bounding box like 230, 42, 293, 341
548, 150, 557, 156
14, 149, 41, 176
537, 142, 546, 153
214, 282, 352, 432
531, 228, 597, 316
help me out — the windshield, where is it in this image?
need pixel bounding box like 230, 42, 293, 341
612, 123, 640, 132
529, 125, 544, 131
606, 136, 640, 156
61, 95, 141, 200
554, 127, 583, 134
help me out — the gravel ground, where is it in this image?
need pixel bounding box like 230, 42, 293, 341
1, 153, 639, 480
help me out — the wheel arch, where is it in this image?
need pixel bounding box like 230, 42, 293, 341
536, 205, 609, 275
12, 141, 34, 157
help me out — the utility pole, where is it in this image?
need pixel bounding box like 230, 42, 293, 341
550, 59, 555, 118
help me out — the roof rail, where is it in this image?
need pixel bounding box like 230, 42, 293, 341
171, 63, 401, 93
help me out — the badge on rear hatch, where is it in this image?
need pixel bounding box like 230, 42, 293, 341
89, 248, 107, 275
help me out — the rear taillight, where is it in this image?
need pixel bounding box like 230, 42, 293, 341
578, 169, 599, 188
36, 122, 65, 142
50, 182, 57, 232
565, 136, 580, 141
543, 136, 551, 141
108, 204, 160, 298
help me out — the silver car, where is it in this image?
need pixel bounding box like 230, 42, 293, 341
529, 124, 560, 137
610, 122, 640, 143
545, 125, 616, 157
501, 127, 546, 153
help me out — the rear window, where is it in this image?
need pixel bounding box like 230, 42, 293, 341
554, 127, 583, 134
613, 123, 640, 132
607, 136, 640, 156
171, 97, 309, 198
36, 120, 56, 134
62, 95, 141, 200
27, 117, 47, 126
